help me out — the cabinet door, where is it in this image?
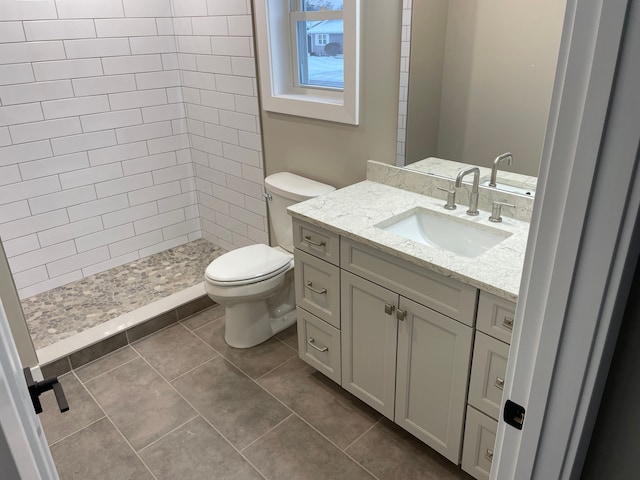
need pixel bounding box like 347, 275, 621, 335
395, 297, 473, 464
341, 271, 398, 420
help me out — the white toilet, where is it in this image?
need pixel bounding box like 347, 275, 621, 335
204, 172, 335, 348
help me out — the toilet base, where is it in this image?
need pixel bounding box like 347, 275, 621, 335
224, 301, 296, 349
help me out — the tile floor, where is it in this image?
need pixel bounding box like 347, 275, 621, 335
22, 239, 223, 349
39, 306, 473, 480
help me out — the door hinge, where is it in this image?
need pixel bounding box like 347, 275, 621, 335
503, 399, 525, 430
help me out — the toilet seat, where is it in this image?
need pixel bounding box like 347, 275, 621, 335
205, 244, 293, 287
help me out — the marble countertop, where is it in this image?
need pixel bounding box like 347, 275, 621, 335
288, 180, 530, 302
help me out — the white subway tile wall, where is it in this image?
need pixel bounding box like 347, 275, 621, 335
0, 0, 266, 298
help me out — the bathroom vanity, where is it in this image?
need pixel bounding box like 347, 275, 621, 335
288, 161, 532, 479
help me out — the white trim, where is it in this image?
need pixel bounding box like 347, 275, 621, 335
493, 0, 637, 478
254, 0, 360, 125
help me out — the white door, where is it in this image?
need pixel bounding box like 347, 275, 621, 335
0, 298, 59, 480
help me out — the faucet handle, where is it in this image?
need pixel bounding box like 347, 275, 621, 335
489, 201, 515, 223
437, 187, 457, 210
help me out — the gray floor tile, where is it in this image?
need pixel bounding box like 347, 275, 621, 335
172, 357, 291, 449
176, 295, 215, 320
275, 323, 298, 351
50, 417, 154, 480
258, 357, 381, 449
126, 310, 177, 343
346, 418, 473, 480
69, 333, 128, 369
40, 373, 104, 445
74, 346, 140, 383
133, 323, 218, 380
181, 304, 225, 331
85, 357, 197, 451
194, 316, 296, 379
140, 416, 264, 480
244, 415, 375, 480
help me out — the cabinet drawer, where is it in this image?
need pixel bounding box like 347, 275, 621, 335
297, 308, 341, 384
468, 331, 509, 420
462, 406, 497, 480
476, 291, 516, 344
341, 238, 478, 326
293, 219, 340, 266
295, 249, 341, 328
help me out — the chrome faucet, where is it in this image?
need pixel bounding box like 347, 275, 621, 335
489, 152, 513, 187
455, 166, 480, 216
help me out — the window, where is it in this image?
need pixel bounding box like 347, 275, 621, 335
316, 34, 329, 46
254, 0, 360, 125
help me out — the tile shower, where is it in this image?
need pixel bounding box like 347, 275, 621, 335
0, 0, 267, 351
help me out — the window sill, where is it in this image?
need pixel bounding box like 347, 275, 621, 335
262, 92, 358, 125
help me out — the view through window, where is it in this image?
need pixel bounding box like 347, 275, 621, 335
295, 0, 345, 89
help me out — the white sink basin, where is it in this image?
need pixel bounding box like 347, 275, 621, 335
376, 207, 512, 258
480, 177, 535, 197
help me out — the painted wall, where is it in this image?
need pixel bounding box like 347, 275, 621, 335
405, 0, 565, 177
437, 0, 565, 176
0, 0, 266, 298
260, 0, 402, 189
174, 0, 268, 251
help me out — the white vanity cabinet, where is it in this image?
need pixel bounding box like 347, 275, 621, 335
292, 217, 516, 469
462, 291, 516, 480
340, 239, 476, 463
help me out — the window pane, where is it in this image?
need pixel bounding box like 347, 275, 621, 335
302, 0, 343, 12
298, 20, 344, 89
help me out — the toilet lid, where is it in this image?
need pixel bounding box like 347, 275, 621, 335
205, 244, 292, 284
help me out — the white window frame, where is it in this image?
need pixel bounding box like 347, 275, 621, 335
254, 0, 360, 125
316, 33, 329, 46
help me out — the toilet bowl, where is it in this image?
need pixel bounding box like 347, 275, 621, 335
204, 172, 335, 348
205, 244, 296, 348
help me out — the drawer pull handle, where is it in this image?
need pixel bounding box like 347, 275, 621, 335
502, 316, 514, 330
396, 309, 406, 321
495, 377, 505, 390
485, 449, 494, 462
307, 337, 328, 352
384, 303, 395, 315
305, 281, 327, 295
304, 235, 326, 247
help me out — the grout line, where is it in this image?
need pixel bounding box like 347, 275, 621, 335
77, 352, 141, 385
254, 352, 297, 382
136, 414, 200, 454
46, 415, 107, 448
134, 352, 270, 479
343, 417, 383, 452
78, 370, 160, 480
239, 413, 295, 453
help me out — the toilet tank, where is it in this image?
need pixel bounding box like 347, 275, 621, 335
264, 172, 335, 252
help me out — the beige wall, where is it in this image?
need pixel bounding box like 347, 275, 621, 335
260, 1, 402, 189
406, 0, 566, 177
0, 241, 37, 367
405, 0, 450, 165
